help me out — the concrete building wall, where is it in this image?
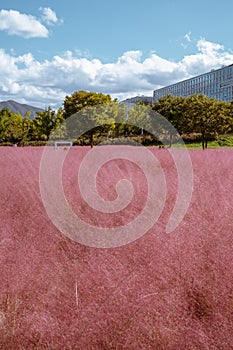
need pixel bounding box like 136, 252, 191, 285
153, 64, 233, 103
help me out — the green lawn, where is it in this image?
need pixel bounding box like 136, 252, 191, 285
172, 135, 233, 149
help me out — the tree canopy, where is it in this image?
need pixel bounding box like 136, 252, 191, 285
0, 91, 233, 148
152, 94, 232, 149
63, 90, 113, 119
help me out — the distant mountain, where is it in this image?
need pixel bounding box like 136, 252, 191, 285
0, 100, 44, 119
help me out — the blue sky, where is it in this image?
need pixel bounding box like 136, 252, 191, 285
0, 0, 233, 108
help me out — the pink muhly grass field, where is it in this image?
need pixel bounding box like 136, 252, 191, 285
0, 146, 232, 349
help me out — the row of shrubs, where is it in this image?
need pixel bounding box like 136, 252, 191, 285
1, 134, 233, 147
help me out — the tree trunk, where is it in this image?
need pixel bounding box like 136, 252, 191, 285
202, 138, 205, 150
169, 133, 172, 148
201, 132, 205, 150
115, 125, 119, 138
90, 132, 93, 148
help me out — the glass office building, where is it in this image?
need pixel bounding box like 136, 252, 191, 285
153, 64, 233, 103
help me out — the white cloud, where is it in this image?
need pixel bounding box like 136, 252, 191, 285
0, 38, 233, 108
184, 32, 191, 42
0, 9, 48, 38
180, 39, 233, 76
39, 7, 63, 25
197, 39, 224, 55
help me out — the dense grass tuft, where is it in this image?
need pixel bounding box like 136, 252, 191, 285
0, 147, 232, 349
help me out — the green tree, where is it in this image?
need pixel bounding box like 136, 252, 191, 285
228, 100, 233, 133
62, 91, 115, 147
20, 116, 33, 143
152, 95, 187, 146
64, 101, 127, 147
32, 107, 64, 141
127, 103, 151, 139
0, 108, 26, 144
186, 95, 231, 149
63, 90, 113, 119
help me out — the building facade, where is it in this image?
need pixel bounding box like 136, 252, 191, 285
123, 96, 153, 105
153, 64, 233, 103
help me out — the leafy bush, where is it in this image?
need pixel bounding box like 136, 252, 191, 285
217, 135, 233, 147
